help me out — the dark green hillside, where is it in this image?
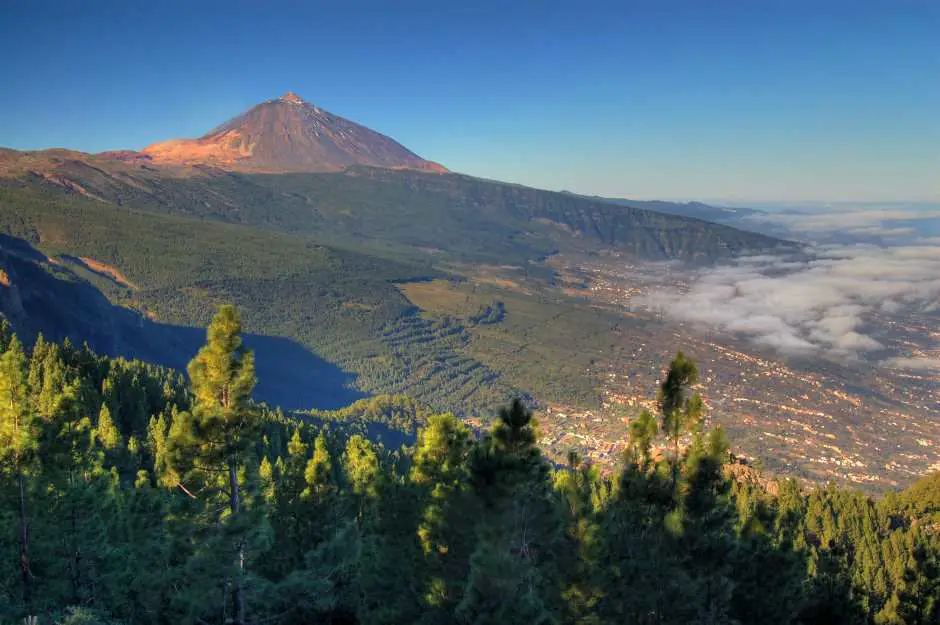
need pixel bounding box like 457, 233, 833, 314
0, 232, 364, 409
316, 167, 793, 260
0, 153, 794, 416
0, 186, 519, 413
3, 152, 793, 265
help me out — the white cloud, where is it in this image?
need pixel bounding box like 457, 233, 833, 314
885, 357, 940, 372
637, 243, 940, 360
745, 208, 940, 234
847, 226, 916, 237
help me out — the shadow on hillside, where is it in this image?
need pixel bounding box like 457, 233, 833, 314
0, 234, 364, 410
120, 323, 365, 410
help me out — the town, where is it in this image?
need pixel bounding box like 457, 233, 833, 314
530, 252, 940, 491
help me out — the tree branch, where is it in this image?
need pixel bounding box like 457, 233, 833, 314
177, 483, 198, 500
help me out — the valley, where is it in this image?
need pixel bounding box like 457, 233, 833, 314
396, 262, 939, 491
3, 6, 938, 624
0, 93, 935, 494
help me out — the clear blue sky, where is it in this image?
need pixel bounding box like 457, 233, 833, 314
1, 0, 937, 202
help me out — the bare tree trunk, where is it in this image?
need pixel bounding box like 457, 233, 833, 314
229, 458, 245, 625
68, 466, 81, 604
672, 432, 680, 490
222, 579, 229, 625
18, 470, 30, 611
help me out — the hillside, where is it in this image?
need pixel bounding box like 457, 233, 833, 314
0, 164, 799, 421
0, 185, 525, 413
0, 325, 935, 625
0, 132, 800, 412
0, 233, 365, 410
0, 153, 792, 266
561, 190, 773, 230
0, 92, 793, 266
0, 96, 805, 462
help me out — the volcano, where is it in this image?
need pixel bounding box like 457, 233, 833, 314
141, 92, 446, 173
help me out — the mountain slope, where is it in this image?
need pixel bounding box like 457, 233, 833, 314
561, 191, 764, 225
0, 94, 796, 415
0, 233, 366, 410
0, 157, 794, 266
0, 185, 524, 413
140, 92, 446, 173
1, 91, 793, 265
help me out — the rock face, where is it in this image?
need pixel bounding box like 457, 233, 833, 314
141, 92, 446, 173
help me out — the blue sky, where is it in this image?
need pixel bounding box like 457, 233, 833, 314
1, 0, 937, 202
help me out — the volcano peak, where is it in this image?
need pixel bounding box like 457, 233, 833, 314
141, 94, 446, 174
279, 91, 306, 105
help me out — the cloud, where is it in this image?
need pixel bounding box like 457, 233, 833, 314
745, 208, 940, 234
885, 357, 940, 372
880, 300, 902, 314
846, 226, 916, 237
637, 243, 940, 361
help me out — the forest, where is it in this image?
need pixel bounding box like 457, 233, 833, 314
0, 306, 936, 625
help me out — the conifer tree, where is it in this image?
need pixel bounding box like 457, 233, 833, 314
675, 431, 738, 624
597, 453, 679, 623
262, 428, 318, 578
628, 408, 658, 466
0, 317, 11, 353
553, 454, 608, 623
304, 432, 333, 503
0, 336, 38, 614
659, 351, 705, 487
35, 359, 119, 610
343, 434, 380, 526
95, 404, 122, 452
409, 413, 472, 615
165, 305, 258, 625
460, 399, 562, 624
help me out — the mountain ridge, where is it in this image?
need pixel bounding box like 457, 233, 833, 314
0, 94, 795, 265
0, 152, 795, 266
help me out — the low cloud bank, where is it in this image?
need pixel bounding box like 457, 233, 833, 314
639, 244, 940, 363
885, 357, 940, 372
744, 208, 940, 234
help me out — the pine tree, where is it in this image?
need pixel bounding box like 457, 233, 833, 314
0, 317, 11, 353
0, 336, 38, 614
674, 435, 738, 624
411, 413, 470, 554
343, 434, 380, 526
409, 413, 472, 616
460, 399, 562, 624
596, 456, 679, 624
95, 404, 122, 452
456, 539, 555, 625
628, 408, 658, 466
261, 428, 317, 579
304, 432, 333, 503
165, 305, 258, 625
659, 351, 705, 487
553, 455, 608, 623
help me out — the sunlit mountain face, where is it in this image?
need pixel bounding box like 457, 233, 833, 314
138, 91, 447, 174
